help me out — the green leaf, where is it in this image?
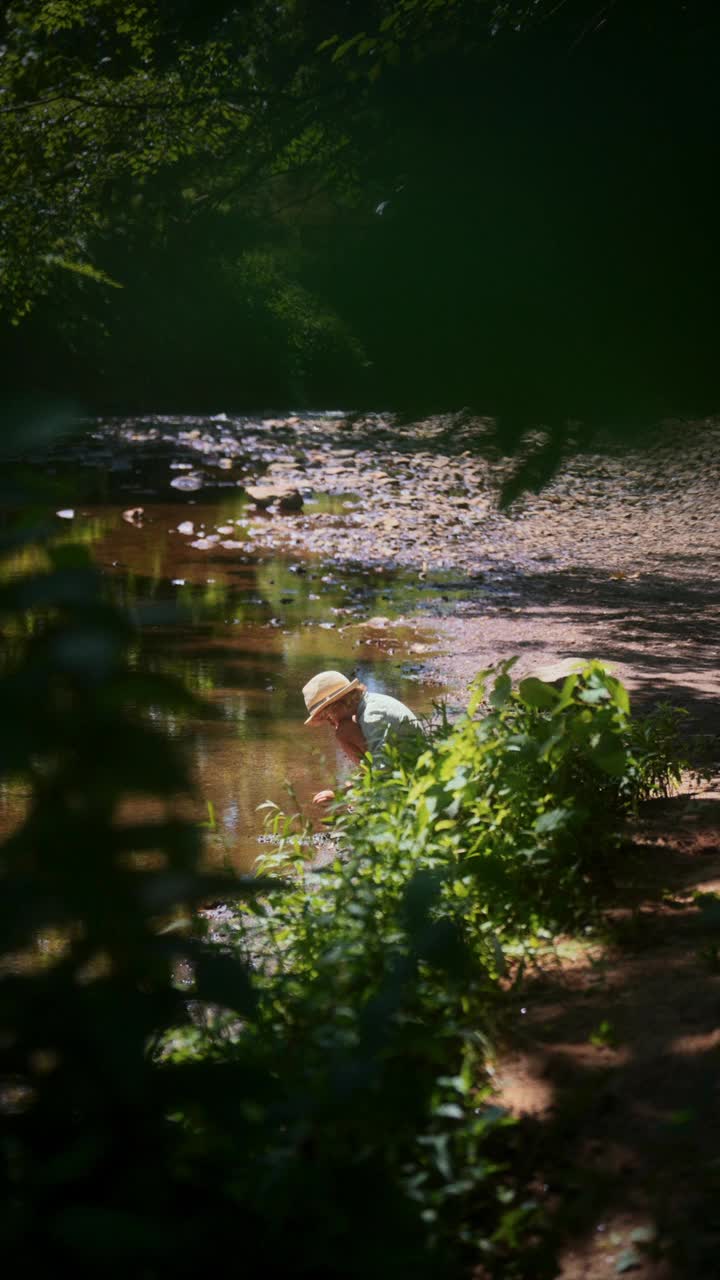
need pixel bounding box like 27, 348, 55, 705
533, 807, 568, 835
593, 749, 629, 777
466, 673, 489, 717
433, 1102, 464, 1120
46, 256, 123, 289
489, 673, 512, 708
579, 684, 611, 704
518, 677, 557, 709
332, 32, 365, 61
199, 800, 216, 830
666, 1108, 695, 1126
554, 673, 579, 710
589, 1019, 618, 1048
604, 675, 631, 714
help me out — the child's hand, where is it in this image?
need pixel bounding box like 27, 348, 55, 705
312, 789, 335, 806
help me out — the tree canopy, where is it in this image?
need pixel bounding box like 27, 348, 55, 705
2, 1, 719, 450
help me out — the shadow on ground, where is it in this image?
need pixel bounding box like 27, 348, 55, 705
430, 561, 720, 739
494, 791, 720, 1278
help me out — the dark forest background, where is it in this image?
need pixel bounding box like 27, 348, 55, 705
2, 0, 718, 451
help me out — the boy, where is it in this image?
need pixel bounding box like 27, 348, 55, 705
302, 670, 420, 805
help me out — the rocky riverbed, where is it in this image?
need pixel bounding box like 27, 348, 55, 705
91, 408, 720, 730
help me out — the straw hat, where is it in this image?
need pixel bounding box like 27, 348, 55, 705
302, 670, 361, 725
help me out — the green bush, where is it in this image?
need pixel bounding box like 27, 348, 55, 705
323, 659, 685, 937
205, 868, 525, 1276
194, 840, 544, 1277
200, 659, 684, 1274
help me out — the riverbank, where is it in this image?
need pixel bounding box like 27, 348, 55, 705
49, 409, 720, 1275
193, 408, 718, 1280
82, 408, 720, 725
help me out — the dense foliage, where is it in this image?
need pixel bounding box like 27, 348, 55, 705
2, 1, 719, 465
329, 661, 687, 933
0, 441, 276, 1275
197, 661, 683, 1273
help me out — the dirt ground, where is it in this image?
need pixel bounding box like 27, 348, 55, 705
489, 788, 720, 1279
232, 410, 720, 1279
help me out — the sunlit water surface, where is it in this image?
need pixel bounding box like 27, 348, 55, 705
1, 415, 452, 872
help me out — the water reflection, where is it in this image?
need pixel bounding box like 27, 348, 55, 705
128, 552, 441, 872
1, 484, 445, 873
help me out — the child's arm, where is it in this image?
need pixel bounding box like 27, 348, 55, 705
334, 715, 367, 764
312, 717, 368, 805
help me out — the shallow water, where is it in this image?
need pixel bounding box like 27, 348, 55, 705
2, 415, 451, 871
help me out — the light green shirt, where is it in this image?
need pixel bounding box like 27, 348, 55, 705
357, 691, 420, 758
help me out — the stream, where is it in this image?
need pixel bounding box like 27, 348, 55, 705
1, 413, 453, 872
